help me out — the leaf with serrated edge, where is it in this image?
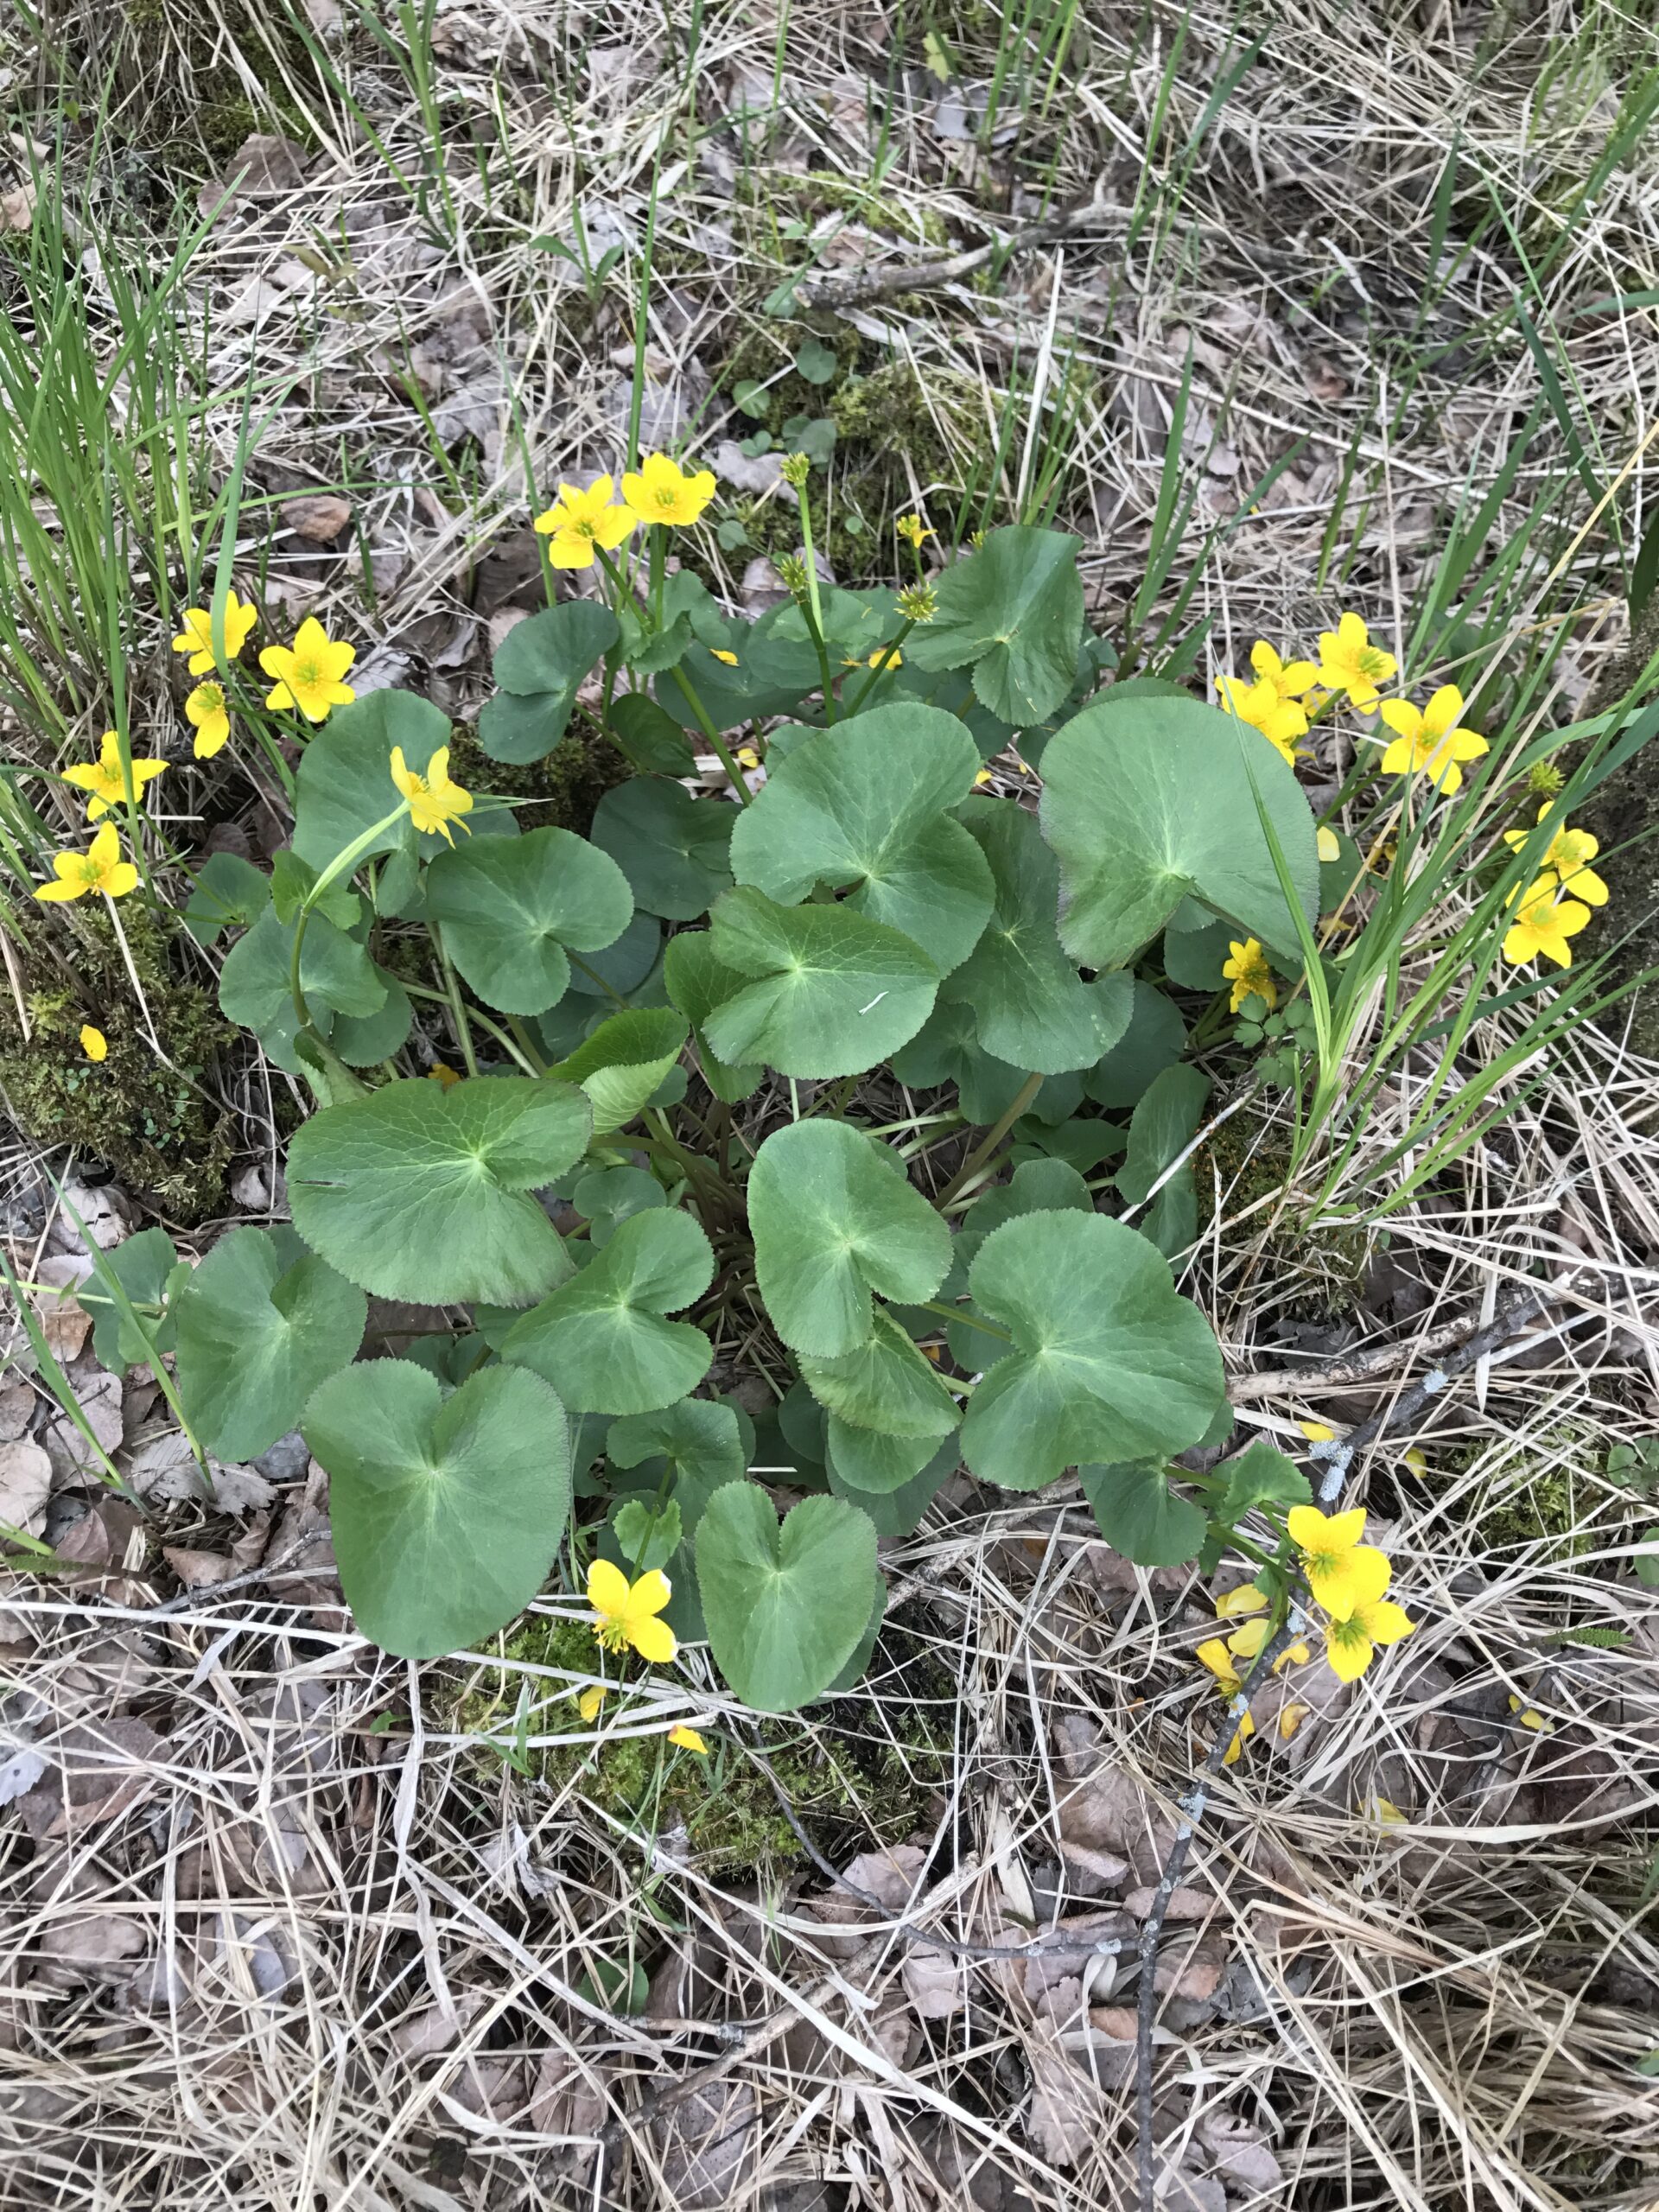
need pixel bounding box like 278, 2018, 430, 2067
1039, 694, 1319, 969
175, 1227, 366, 1461
302, 1359, 571, 1657
728, 705, 993, 973
425, 827, 634, 1015
747, 1120, 952, 1358
959, 1211, 1224, 1491
695, 1483, 879, 1711
287, 1076, 590, 1306
500, 1208, 714, 1414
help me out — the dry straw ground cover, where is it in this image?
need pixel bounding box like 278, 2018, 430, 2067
1, 0, 1658, 2208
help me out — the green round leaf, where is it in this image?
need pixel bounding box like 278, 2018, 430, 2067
175, 1226, 366, 1461
748, 1120, 953, 1358
945, 800, 1131, 1072
695, 1482, 880, 1711
728, 706, 993, 973
479, 603, 620, 763
826, 1433, 957, 1534
500, 1208, 714, 1414
79, 1228, 182, 1373
825, 1420, 945, 1495
1039, 694, 1319, 969
292, 690, 443, 871
184, 851, 270, 945
590, 779, 737, 921
1115, 1065, 1211, 1258
550, 1006, 689, 1134
1078, 1461, 1208, 1567
332, 968, 414, 1065
425, 827, 635, 1015
219, 906, 387, 1074
607, 1397, 746, 1491
702, 887, 938, 1078
573, 1165, 666, 1244
663, 931, 765, 1102
1085, 981, 1187, 1109
801, 1310, 960, 1439
959, 1211, 1225, 1491
566, 910, 661, 997
607, 692, 699, 775
905, 525, 1084, 725
288, 1076, 592, 1305
302, 1359, 572, 1657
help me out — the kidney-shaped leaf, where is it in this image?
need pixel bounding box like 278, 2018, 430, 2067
478, 602, 620, 763
959, 1211, 1225, 1491
945, 799, 1132, 1072
175, 1226, 366, 1461
288, 1076, 591, 1306
302, 1359, 571, 1657
425, 827, 634, 1015
748, 1119, 953, 1358
663, 931, 764, 1103
550, 1006, 687, 1135
702, 887, 938, 1079
1039, 694, 1319, 969
292, 690, 444, 872
500, 1207, 714, 1414
607, 1397, 747, 1491
590, 778, 737, 921
1079, 1460, 1208, 1567
727, 705, 993, 973
801, 1309, 960, 1439
695, 1482, 880, 1711
905, 526, 1084, 725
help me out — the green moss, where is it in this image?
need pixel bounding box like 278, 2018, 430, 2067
763, 173, 951, 253
1197, 1107, 1371, 1319
445, 722, 632, 839
0, 903, 238, 1222
453, 1614, 950, 1879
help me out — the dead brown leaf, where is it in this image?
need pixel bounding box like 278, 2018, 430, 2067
1024, 2026, 1100, 2166
281, 493, 352, 542
651, 2080, 757, 2210
0, 1438, 51, 1534
16, 1713, 168, 1842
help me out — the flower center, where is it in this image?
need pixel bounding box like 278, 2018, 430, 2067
593, 1619, 629, 1655
1357, 645, 1389, 676
296, 659, 321, 688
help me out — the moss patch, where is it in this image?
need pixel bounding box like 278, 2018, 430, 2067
0, 903, 238, 1223
445, 722, 632, 839
454, 1614, 952, 1879
1196, 1104, 1372, 1319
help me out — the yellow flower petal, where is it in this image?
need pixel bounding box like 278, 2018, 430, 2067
667, 1724, 708, 1753
1297, 1419, 1335, 1443
629, 1613, 678, 1666
79, 1025, 107, 1062
586, 1557, 632, 1620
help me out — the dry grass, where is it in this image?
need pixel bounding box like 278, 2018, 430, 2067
3, 0, 1659, 2207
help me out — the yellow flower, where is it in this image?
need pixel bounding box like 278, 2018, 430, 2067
1286, 1504, 1390, 1621
1507, 1694, 1552, 1732
1502, 873, 1591, 969
1195, 1640, 1255, 1764
1279, 1701, 1310, 1741
577, 1685, 607, 1722
1323, 1573, 1414, 1683
734, 746, 760, 770
1249, 641, 1317, 701
896, 512, 934, 550
1316, 825, 1341, 863
259, 617, 357, 722
531, 474, 639, 569
1298, 1419, 1336, 1442
587, 1558, 677, 1663
427, 1064, 462, 1088
185, 682, 232, 760
666, 1723, 709, 1753
1377, 685, 1488, 794
1316, 612, 1397, 709
868, 646, 902, 671
711, 649, 740, 666
1222, 938, 1275, 1013
171, 589, 257, 676
1215, 675, 1308, 766
390, 746, 474, 845
1502, 806, 1608, 906
1214, 1582, 1267, 1619
79, 1024, 108, 1062
1226, 1615, 1310, 1672
35, 821, 139, 903
621, 452, 717, 528
61, 729, 168, 819
973, 767, 993, 787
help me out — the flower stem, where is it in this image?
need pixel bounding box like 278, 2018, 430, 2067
934, 1071, 1044, 1206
